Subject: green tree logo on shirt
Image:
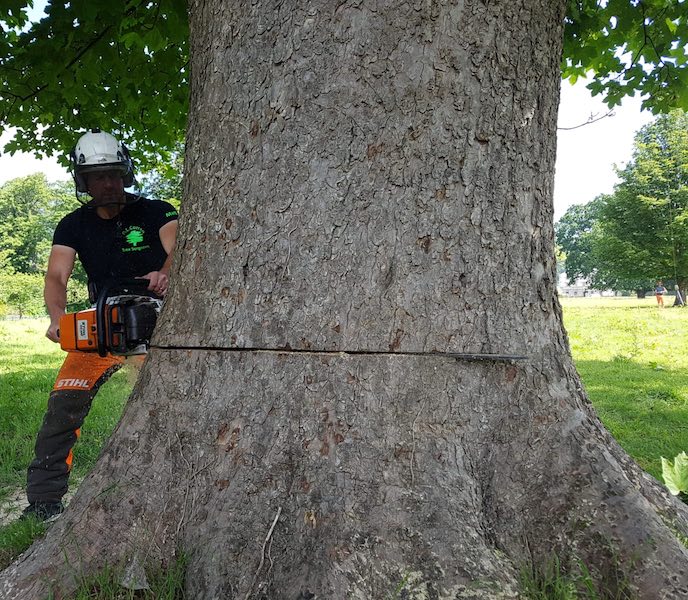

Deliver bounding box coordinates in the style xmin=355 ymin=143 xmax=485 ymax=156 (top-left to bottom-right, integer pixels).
xmin=126 ymin=229 xmax=144 ymax=246
xmin=122 ymin=226 xmax=147 ymax=251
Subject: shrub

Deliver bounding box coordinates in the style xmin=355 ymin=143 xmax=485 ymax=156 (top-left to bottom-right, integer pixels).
xmin=0 ymin=273 xmax=45 ymax=317
xmin=0 ymin=273 xmax=89 ymax=318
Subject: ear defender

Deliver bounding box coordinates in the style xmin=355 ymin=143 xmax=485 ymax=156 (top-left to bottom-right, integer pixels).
xmin=119 ymin=143 xmax=135 ymax=188
xmin=69 ymin=146 xmax=89 ymax=193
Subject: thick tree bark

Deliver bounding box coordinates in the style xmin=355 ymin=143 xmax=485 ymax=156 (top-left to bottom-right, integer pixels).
xmin=3 ymin=1 xmax=688 ymax=598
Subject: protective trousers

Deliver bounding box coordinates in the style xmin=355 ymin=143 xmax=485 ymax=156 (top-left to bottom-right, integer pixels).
xmin=26 ymin=351 xmax=124 ymax=504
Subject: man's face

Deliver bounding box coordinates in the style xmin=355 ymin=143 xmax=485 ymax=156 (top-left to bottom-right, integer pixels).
xmin=85 ymin=170 xmax=126 ymax=206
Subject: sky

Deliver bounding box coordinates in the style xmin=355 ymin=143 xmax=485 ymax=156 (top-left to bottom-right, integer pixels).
xmin=554 ymin=80 xmax=654 ymax=219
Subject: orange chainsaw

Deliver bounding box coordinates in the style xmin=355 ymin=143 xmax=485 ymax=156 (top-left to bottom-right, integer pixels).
xmin=59 ymin=279 xmax=162 ymax=357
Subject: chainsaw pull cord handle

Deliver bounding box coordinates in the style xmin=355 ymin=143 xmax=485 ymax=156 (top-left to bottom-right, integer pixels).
xmin=95 ymin=278 xmax=158 ymax=357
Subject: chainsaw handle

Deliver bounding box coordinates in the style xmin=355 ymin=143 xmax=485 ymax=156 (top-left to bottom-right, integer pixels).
xmin=95 ymin=279 xmax=159 ymax=357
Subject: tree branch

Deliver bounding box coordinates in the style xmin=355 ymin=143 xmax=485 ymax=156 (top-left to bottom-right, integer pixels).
xmin=557 ymin=110 xmax=615 ymax=131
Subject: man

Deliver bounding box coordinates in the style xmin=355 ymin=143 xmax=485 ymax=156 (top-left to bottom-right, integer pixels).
xmin=22 ymin=129 xmax=178 ymax=521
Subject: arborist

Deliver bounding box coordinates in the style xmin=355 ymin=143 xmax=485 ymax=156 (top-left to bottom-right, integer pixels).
xmin=22 ymin=130 xmax=178 ymax=521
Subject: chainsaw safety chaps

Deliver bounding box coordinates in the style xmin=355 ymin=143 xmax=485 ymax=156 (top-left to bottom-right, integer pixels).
xmin=27 ymin=352 xmax=124 ymax=504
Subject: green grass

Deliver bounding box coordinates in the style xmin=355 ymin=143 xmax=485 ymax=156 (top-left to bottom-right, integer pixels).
xmin=519 ymin=553 xmax=632 ymax=600
xmin=0 ymin=516 xmax=46 ymax=570
xmin=561 ymin=296 xmax=688 ymax=480
xmin=62 ymin=553 xmax=187 ymax=599
xmin=0 ymin=318 xmax=133 ymax=506
xmin=519 ymin=556 xmax=590 ymax=600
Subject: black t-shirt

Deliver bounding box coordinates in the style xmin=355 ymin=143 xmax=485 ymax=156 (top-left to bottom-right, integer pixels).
xmin=53 ymin=194 xmax=178 ymax=293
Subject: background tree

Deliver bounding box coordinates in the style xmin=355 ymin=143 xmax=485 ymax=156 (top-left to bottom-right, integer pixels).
xmin=138 ymin=141 xmax=184 ymax=209
xmin=555 ymin=195 xmax=605 ymax=283
xmin=0 ymin=272 xmax=44 ymax=317
xmin=0 ymin=174 xmax=90 ymax=313
xmin=555 ymin=111 xmax=688 ymax=298
xmin=592 ymin=111 xmax=688 ymax=301
xmin=0 ymin=174 xmax=76 ymax=274
xmin=556 ymin=197 xmax=652 ymax=297
xmin=3 ymin=1 xmax=688 ymax=599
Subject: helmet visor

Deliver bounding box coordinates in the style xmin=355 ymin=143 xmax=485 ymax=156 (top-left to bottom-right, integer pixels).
xmin=78 ymin=162 xmax=128 ymax=175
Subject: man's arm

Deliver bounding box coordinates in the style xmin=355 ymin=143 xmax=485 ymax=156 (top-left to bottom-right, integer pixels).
xmin=141 ymin=220 xmax=178 ymax=295
xmin=44 ymin=245 xmax=76 ymax=342
xmin=158 ymin=220 xmax=177 ymax=275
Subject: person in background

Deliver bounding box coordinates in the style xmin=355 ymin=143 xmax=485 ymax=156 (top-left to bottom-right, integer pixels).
xmin=655 ymin=280 xmax=667 ymax=307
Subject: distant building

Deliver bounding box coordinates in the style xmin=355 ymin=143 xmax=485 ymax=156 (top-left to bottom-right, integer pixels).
xmin=557 ymin=273 xmax=588 ymax=297
xmin=557 ymin=273 xmax=625 ymax=298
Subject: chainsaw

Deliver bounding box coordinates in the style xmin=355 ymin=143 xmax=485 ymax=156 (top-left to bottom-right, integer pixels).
xmin=59 ymin=279 xmax=162 ymax=357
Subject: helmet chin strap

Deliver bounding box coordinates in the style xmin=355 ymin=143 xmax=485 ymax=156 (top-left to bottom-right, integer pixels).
xmin=75 ymin=189 xmax=88 ymax=206
xmin=90 ymin=198 xmax=128 ymax=207
xmin=83 ymin=191 xmax=143 ymax=209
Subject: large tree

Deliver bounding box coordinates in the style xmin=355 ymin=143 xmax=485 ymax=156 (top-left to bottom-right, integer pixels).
xmin=593 ymin=111 xmax=688 ymax=299
xmin=556 ymin=112 xmax=688 ymax=299
xmin=3 ymin=2 xmax=688 ymax=599
xmin=0 ymin=174 xmax=76 ymax=274
xmin=1 ymin=0 xmax=687 ymax=163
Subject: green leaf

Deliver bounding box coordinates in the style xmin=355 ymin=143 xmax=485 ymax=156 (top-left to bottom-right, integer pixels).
xmin=661 ymin=452 xmax=688 ymax=495
xmin=120 ymin=31 xmax=144 ymax=50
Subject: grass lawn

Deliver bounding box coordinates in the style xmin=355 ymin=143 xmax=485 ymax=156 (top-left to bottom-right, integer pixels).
xmin=560 ymin=295 xmax=688 ymax=480
xmin=0 ymin=318 xmax=134 ymax=509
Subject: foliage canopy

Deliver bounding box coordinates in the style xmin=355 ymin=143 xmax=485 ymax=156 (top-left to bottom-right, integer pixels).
xmin=1 ymin=0 xmax=687 ymax=164
xmin=0 ymin=0 xmax=188 ymax=167
xmin=563 ymin=0 xmax=688 ymax=112
xmin=556 ymin=110 xmax=688 ymax=292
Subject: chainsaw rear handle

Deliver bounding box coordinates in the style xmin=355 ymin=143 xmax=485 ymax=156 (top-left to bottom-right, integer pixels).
xmin=96 ymin=278 xmax=159 ymax=356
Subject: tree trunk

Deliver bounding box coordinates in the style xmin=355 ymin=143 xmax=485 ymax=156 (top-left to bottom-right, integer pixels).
xmin=4 ymin=1 xmax=688 ymax=598
xmin=636 ymin=289 xmax=647 ymax=299
xmin=673 ymin=280 xmax=686 ymax=306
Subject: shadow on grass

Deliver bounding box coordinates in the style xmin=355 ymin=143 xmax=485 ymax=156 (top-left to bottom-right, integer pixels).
xmin=575 ymin=358 xmax=688 ymax=481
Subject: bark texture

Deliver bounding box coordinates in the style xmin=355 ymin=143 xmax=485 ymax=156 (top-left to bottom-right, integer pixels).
xmin=4 ymin=1 xmax=688 ymax=598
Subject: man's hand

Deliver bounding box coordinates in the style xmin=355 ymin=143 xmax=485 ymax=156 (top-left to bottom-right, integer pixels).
xmin=46 ymin=320 xmax=61 ymax=343
xmin=140 ymin=271 xmax=169 ymax=296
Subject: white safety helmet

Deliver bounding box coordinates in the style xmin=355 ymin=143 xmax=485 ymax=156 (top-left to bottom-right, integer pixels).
xmin=70 ymin=129 xmax=135 ymax=192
